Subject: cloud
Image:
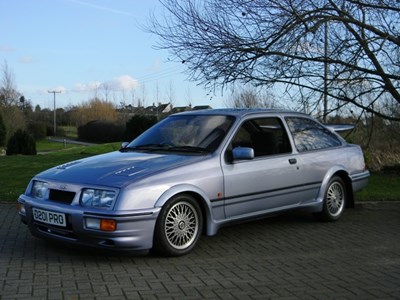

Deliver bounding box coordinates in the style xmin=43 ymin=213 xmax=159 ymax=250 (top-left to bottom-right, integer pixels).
xmin=73 ymin=81 xmax=101 ymax=92
xmin=19 ymin=56 xmax=35 ymax=64
xmin=101 ymin=75 xmax=138 ymax=91
xmin=42 ymin=86 xmax=67 ymax=94
xmin=0 ymin=45 xmax=17 ymax=53
xmin=72 ymin=76 xmax=138 ymax=93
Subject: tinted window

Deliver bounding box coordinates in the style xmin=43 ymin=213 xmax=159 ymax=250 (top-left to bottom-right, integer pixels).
xmin=231 ymin=117 xmax=292 ymax=157
xmin=285 ymin=117 xmax=342 ymax=152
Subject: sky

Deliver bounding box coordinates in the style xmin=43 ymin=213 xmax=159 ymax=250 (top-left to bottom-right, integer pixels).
xmin=0 ymin=0 xmax=227 ymax=110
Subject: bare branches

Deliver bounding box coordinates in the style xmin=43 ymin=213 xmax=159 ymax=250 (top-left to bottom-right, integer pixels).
xmin=148 ymin=0 xmax=400 ymax=120
xmin=1 ymin=60 xmax=21 ymax=107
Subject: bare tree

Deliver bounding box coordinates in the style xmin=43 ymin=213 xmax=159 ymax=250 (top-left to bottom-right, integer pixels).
xmin=70 ymin=98 xmax=118 ymax=126
xmin=148 ymin=0 xmax=400 ymax=121
xmin=166 ymin=81 xmax=176 ymax=106
xmin=0 ymin=60 xmax=21 ymax=107
xmin=225 ymin=87 xmax=277 ymax=108
xmin=100 ymin=82 xmax=111 ymax=102
xmin=0 ymin=61 xmax=25 ymax=139
xmin=184 ymin=86 xmax=193 ymax=106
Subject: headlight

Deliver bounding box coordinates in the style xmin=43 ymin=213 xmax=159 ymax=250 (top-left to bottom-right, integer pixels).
xmin=80 ymin=189 xmax=116 ymax=209
xmin=31 ymin=181 xmax=48 ymax=200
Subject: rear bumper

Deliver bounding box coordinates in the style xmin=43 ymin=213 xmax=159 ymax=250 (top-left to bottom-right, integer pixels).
xmin=350 ymin=170 xmax=370 ymax=193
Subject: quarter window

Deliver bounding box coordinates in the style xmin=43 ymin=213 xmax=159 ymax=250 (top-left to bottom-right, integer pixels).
xmin=285 ymin=117 xmax=342 ymax=152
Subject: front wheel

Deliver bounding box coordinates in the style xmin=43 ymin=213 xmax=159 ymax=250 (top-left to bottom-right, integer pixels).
xmin=315 ymin=176 xmax=346 ymax=222
xmin=153 ymin=194 xmax=202 ymax=256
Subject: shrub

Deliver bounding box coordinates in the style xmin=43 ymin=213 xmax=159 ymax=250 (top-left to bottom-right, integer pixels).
xmin=0 ymin=112 xmax=6 ymax=147
xmin=6 ymin=129 xmax=37 ymax=155
xmin=78 ymin=120 xmax=125 ymax=143
xmin=28 ymin=122 xmax=47 ymax=141
xmin=125 ymin=115 xmax=158 ymax=141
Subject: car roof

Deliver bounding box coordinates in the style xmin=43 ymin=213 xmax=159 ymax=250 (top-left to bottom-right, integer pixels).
xmin=174 ymin=108 xmax=310 ymax=119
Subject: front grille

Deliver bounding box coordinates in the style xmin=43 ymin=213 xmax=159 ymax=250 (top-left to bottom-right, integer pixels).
xmin=49 ymin=189 xmax=76 ymax=204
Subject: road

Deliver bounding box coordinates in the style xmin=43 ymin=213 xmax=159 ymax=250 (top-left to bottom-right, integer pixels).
xmin=0 ymin=202 xmax=399 ymax=299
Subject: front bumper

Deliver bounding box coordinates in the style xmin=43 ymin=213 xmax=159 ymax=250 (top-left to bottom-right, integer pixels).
xmin=18 ymin=194 xmax=161 ymax=251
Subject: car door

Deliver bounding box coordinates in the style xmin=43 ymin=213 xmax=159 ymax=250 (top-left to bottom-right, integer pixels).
xmin=283 ymin=115 xmax=347 ymax=192
xmin=221 ymin=116 xmax=317 ymax=219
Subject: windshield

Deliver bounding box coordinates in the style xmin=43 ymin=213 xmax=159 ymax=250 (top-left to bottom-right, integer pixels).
xmin=126 ymin=114 xmax=235 ymax=153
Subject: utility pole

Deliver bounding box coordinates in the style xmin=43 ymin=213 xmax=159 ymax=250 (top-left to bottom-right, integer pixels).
xmin=48 ymin=90 xmax=61 ymax=136
xmin=323 ymin=21 xmax=328 ymax=123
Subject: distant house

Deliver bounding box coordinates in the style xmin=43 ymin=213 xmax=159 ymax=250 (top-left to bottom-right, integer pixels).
xmin=145 ymin=103 xmax=172 ymax=115
xmin=117 ymin=103 xmax=213 ymax=119
xmin=192 ymin=105 xmax=212 ymax=110
xmin=171 ymin=106 xmax=191 ymax=114
xmin=158 ymin=103 xmax=172 ymax=114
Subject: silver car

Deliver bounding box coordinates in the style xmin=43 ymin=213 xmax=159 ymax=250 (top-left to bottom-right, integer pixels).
xmin=17 ymin=109 xmax=369 ymax=256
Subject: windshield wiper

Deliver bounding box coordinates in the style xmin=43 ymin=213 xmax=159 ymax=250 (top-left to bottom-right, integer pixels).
xmin=120 ymin=144 xmax=210 ymax=154
xmin=168 ymin=146 xmax=211 ymax=153
xmin=120 ymin=144 xmax=173 ymax=152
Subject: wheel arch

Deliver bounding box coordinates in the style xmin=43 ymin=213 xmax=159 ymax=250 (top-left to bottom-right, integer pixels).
xmin=154 ymin=185 xmax=214 ymax=235
xmin=333 ymin=170 xmax=355 ymax=208
xmin=318 ymin=167 xmax=354 ymax=209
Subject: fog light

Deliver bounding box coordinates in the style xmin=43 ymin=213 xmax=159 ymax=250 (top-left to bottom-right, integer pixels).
xmin=86 ymin=218 xmax=100 ymax=229
xmin=86 ymin=218 xmax=116 ymax=231
xmin=17 ymin=203 xmax=26 ymax=215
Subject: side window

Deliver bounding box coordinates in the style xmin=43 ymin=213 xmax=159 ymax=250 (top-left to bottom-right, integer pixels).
xmin=285 ymin=117 xmax=342 ymax=152
xmin=231 ymin=117 xmax=292 ymax=157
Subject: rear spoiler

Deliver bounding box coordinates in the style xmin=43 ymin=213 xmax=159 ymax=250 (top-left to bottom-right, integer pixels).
xmin=325 ymin=124 xmax=355 ymax=133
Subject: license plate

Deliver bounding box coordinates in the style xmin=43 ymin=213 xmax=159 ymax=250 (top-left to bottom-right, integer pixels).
xmin=32 ymin=208 xmax=67 ymax=227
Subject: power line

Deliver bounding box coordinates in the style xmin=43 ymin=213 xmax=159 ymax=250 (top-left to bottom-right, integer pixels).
xmin=135 ymin=65 xmax=184 ymax=85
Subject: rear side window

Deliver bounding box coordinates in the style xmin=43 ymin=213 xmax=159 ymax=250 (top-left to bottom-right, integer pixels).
xmin=285 ymin=117 xmax=342 ymax=152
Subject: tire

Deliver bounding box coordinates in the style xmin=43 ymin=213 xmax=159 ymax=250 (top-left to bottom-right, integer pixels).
xmin=153 ymin=194 xmax=202 ymax=256
xmin=316 ymin=176 xmax=346 ymax=222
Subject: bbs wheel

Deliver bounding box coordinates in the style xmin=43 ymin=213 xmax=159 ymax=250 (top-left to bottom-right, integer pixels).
xmin=153 ymin=194 xmax=202 ymax=256
xmin=316 ymin=176 xmax=346 ymax=221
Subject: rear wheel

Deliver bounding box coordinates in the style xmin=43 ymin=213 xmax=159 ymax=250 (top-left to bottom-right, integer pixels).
xmin=153 ymin=194 xmax=202 ymax=256
xmin=316 ymin=176 xmax=346 ymax=221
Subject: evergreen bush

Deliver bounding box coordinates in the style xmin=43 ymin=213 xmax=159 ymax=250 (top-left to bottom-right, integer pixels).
xmin=6 ymin=129 xmax=37 ymax=155
xmin=78 ymin=120 xmax=125 ymax=143
xmin=125 ymin=115 xmax=157 ymax=141
xmin=0 ymin=113 xmax=6 ymax=147
xmin=28 ymin=122 xmax=47 ymax=141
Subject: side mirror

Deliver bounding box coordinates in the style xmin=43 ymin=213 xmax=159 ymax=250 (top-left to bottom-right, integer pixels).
xmin=232 ymin=147 xmax=254 ymax=160
xmin=121 ymin=142 xmax=129 ymax=149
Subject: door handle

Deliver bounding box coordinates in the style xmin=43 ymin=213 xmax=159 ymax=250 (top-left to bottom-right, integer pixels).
xmin=289 ymin=158 xmax=297 ymax=165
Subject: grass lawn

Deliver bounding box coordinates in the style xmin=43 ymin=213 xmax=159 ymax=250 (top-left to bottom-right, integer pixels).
xmin=36 ymin=138 xmax=79 ymax=152
xmin=356 ymin=172 xmax=400 ymax=201
xmin=0 ymin=142 xmax=399 ymax=202
xmin=0 ymin=142 xmax=120 ymax=201
xmin=60 ymin=126 xmax=78 ymax=139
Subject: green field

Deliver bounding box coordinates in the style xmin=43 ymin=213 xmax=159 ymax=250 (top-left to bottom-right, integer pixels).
xmin=0 ymin=142 xmax=399 ymax=202
xmin=36 ymin=138 xmax=79 ymax=152
xmin=0 ymin=142 xmax=120 ymax=201
xmin=356 ymin=172 xmax=400 ymax=202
